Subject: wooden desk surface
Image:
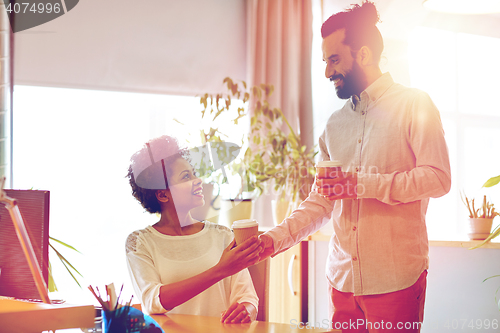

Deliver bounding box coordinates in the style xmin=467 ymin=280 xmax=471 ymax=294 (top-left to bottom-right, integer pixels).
xmin=150 ymin=313 xmax=341 ymax=333
xmin=0 ymin=298 xmax=95 ymax=332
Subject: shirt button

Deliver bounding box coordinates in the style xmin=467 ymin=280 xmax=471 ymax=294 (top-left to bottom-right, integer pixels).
xmin=352 ymin=226 xmax=357 ymax=231
xmin=361 ymin=111 xmax=365 ymax=115
xmin=355 ymin=167 xmax=359 ymax=172
xmin=358 ymin=138 xmax=362 ymax=143
xmin=352 ymin=257 xmax=358 ymax=261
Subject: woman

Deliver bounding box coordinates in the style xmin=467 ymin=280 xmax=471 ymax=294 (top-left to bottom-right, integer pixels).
xmin=125 ymin=135 xmax=261 ymax=323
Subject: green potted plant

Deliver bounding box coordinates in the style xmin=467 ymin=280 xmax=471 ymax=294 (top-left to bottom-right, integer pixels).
xmin=48 ymin=237 xmax=83 ymax=293
xmin=191 ymin=77 xmax=318 ymax=226
xmin=243 ymin=85 xmax=317 ymax=225
xmin=181 ymin=78 xmax=256 ymax=225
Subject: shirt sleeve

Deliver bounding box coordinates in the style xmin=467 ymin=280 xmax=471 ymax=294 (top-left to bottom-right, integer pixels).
xmin=358 ymin=90 xmax=451 ymax=205
xmin=318 ymin=130 xmax=330 ymax=163
xmin=228 ymin=268 xmax=259 ymax=312
xmin=125 ymin=231 xmax=166 ymax=315
xmin=265 ymin=191 xmax=334 ymax=256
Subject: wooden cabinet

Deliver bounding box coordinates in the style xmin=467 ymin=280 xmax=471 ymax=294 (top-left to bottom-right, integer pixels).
xmin=268 ymin=242 xmax=308 ymax=324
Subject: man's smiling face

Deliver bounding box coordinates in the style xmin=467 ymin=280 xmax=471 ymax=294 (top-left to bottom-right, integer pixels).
xmin=322 ymin=28 xmax=367 ymax=99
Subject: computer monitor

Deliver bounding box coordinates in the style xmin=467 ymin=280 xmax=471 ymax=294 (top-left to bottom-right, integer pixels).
xmin=0 ymin=189 xmax=50 ymax=300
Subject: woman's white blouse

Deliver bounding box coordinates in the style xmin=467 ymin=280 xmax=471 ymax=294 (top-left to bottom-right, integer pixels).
xmin=125 ymin=222 xmax=258 ymax=315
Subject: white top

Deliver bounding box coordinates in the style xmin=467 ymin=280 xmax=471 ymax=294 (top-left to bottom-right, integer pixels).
xmin=125 ymin=222 xmax=259 ymax=315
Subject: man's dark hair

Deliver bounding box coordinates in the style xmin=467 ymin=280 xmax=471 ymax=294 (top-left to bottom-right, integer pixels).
xmin=321 ymin=1 xmax=383 ymax=63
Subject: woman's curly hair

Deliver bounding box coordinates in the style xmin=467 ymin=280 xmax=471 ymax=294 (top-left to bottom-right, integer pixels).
xmin=126 ymin=135 xmax=187 ymax=214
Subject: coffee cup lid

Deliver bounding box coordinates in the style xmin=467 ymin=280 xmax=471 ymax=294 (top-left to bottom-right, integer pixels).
xmin=232 ymin=219 xmax=258 ymax=228
xmin=316 ymin=160 xmax=342 ymax=167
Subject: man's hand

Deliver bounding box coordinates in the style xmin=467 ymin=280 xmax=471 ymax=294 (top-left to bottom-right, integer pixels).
xmin=221 ymin=302 xmax=256 ymax=323
xmin=316 ymin=172 xmax=358 ymax=200
xmin=257 ymin=234 xmax=274 ymax=262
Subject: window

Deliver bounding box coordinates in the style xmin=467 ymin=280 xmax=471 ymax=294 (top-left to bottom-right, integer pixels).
xmin=13 ymin=86 xmax=203 ymax=303
xmin=310 ymin=22 xmax=500 ymax=240
xmin=408 ymin=27 xmax=500 ymax=239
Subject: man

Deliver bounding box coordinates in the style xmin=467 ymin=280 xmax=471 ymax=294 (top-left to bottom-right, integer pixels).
xmin=258 ymin=1 xmax=451 ymax=332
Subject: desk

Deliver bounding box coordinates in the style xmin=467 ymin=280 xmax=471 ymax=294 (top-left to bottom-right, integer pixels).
xmin=150 ymin=313 xmax=341 ymax=332
xmin=0 ymin=298 xmax=95 ymax=332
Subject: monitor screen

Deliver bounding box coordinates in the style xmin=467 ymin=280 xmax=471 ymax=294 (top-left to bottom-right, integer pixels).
xmin=0 ymin=189 xmax=50 ymax=300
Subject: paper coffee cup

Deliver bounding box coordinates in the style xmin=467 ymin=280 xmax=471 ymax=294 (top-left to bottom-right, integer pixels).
xmin=232 ymin=219 xmax=259 ymax=245
xmin=316 ymin=160 xmax=342 ymax=179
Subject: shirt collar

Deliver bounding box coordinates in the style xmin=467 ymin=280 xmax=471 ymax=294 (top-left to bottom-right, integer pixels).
xmin=351 ymin=72 xmax=394 ymax=108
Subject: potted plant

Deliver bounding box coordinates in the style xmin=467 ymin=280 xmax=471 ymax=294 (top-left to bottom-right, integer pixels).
xmin=243 ymin=86 xmax=317 ymax=225
xmin=461 ymin=193 xmax=499 ymax=242
xmin=464 ymin=175 xmax=500 ymax=249
xmin=210 ymin=79 xmax=318 ymax=225
xmin=189 ymin=77 xmax=318 ymax=226
xmin=180 ymin=78 xmax=257 ymax=225
xmin=469 ymin=175 xmax=500 ymax=311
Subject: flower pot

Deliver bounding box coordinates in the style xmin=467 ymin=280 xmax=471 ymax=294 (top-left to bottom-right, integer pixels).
xmin=271 ymin=200 xmax=298 ymax=226
xmin=466 ymin=217 xmax=494 ymax=240
xmin=218 ymin=199 xmax=253 ymax=228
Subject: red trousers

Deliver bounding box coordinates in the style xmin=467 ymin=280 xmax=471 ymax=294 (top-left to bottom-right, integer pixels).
xmin=328 ymin=270 xmax=427 ymax=333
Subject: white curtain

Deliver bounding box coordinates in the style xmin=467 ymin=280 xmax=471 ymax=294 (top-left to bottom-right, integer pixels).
xmin=246 ymin=0 xmax=314 ymax=227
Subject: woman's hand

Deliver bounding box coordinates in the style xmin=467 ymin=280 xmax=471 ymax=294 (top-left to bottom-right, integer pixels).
xmin=221 ymin=302 xmax=256 ymax=323
xmin=215 ymin=236 xmax=262 ymax=277
xmin=157 ymin=235 xmax=262 ymax=312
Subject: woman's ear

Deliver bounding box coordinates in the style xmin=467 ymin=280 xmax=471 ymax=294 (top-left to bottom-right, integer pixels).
xmin=155 ymin=190 xmax=170 ymax=203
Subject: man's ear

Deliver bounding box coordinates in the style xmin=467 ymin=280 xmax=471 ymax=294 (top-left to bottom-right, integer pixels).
xmin=356 ymin=46 xmax=372 ymax=67
xmin=155 ymin=190 xmax=170 ymax=203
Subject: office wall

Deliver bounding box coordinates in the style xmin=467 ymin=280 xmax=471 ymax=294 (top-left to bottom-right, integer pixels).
xmin=310 ymin=240 xmax=500 ymax=333
xmin=14 ymin=0 xmax=247 ymax=96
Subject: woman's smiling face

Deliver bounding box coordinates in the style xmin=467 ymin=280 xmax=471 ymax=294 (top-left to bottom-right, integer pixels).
xmin=166 ymin=157 xmax=205 ymax=212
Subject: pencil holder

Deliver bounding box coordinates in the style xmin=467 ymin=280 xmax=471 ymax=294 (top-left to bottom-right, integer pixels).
xmin=102 ymin=306 xmax=163 ymax=333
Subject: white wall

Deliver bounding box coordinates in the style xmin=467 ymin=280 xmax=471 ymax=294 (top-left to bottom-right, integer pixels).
xmin=14 ymin=0 xmax=247 ymax=96
xmin=309 ymin=241 xmax=500 ymax=332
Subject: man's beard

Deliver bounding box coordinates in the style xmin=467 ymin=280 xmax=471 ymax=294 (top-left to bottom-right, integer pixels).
xmin=332 ymin=62 xmax=367 ymax=100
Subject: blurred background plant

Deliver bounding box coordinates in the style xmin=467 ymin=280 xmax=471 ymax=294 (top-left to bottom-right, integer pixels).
xmin=244 ymin=83 xmax=317 ymax=203
xmin=177 ymin=77 xmax=317 ymax=205
xmin=468 ymin=174 xmax=500 ymax=311
xmin=48 ymin=237 xmax=82 ymax=292
xmin=461 ymin=193 xmax=499 ymax=219
xmin=468 ymin=176 xmax=500 ymax=249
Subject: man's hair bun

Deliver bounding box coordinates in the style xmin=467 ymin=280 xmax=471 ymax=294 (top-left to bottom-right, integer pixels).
xmin=321 ymin=1 xmax=384 ymax=63
xmin=349 ymin=1 xmax=380 ymax=27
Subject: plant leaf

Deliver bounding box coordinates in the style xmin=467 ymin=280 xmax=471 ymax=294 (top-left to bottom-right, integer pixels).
xmin=49 ymin=243 xmax=83 ymax=288
xmin=48 ymin=261 xmax=57 ymax=292
xmin=483 ymin=274 xmax=500 ymax=283
xmin=483 ymin=175 xmax=500 ymax=188
xmin=469 ymin=224 xmax=500 ymax=250
xmin=50 ymin=236 xmax=81 ymax=254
